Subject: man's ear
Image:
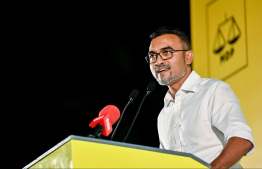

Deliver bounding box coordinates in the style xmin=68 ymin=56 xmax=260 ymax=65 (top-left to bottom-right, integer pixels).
xmin=185 ymin=50 xmax=194 ymax=65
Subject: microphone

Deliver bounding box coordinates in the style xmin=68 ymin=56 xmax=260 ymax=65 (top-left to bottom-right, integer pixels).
xmin=110 ymin=89 xmax=139 ymax=140
xmin=88 ymin=105 xmax=120 ymax=138
xmin=123 ymin=81 xmax=156 ymax=142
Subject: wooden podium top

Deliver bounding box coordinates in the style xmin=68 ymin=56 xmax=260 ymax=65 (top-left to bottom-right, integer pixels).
xmin=24 ymin=135 xmax=210 ymax=168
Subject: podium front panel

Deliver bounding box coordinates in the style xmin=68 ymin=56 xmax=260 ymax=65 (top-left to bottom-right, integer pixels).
xmin=71 ymin=139 xmax=209 ymax=168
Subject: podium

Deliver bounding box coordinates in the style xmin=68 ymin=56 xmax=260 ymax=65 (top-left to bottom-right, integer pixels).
xmin=23 ymin=135 xmax=211 ymax=168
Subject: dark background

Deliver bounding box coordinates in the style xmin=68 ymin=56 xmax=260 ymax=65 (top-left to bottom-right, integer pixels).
xmin=4 ymin=2 xmax=191 ymax=168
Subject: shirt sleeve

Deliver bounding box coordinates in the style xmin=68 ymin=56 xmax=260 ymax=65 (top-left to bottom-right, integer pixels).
xmin=208 ymin=81 xmax=255 ymax=155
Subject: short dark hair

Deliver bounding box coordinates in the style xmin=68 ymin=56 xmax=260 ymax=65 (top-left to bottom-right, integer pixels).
xmin=150 ymin=26 xmax=191 ymax=50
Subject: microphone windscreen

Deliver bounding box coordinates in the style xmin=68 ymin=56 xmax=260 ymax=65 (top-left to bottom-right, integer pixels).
xmin=98 ymin=105 xmax=120 ymax=125
xmin=147 ymin=81 xmax=156 ymax=92
xmin=129 ymin=89 xmax=139 ymax=100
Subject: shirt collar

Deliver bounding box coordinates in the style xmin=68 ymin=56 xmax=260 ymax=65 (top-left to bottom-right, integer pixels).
xmin=164 ymin=70 xmax=201 ymax=104
xmin=180 ymin=70 xmax=200 ymax=93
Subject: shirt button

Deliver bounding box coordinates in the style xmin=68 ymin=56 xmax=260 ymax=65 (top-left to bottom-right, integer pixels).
xmin=174 ymin=124 xmax=181 ymax=128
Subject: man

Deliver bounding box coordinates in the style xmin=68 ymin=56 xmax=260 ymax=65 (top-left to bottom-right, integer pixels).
xmin=146 ymin=26 xmax=254 ymax=168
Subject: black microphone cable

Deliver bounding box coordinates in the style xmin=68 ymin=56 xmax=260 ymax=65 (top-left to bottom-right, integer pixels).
xmin=110 ymin=89 xmax=139 ymax=140
xmin=123 ymin=81 xmax=156 ymax=142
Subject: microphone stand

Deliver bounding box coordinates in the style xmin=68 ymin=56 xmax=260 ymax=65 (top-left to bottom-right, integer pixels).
xmin=87 ymin=124 xmax=104 ymax=138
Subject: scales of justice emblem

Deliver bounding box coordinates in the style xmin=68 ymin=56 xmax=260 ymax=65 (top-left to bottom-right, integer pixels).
xmin=212 ymin=15 xmax=241 ymax=63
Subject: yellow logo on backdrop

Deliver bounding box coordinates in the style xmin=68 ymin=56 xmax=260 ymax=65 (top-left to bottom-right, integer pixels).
xmin=206 ymin=0 xmax=248 ymax=80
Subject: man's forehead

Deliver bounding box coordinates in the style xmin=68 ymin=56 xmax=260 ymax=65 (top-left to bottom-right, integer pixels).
xmin=149 ymin=46 xmax=174 ymax=53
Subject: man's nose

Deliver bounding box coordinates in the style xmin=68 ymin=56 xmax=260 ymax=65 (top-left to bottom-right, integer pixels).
xmin=155 ymin=54 xmax=165 ymax=66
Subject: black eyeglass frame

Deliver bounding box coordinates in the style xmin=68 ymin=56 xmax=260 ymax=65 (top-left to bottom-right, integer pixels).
xmin=145 ymin=49 xmax=189 ymax=63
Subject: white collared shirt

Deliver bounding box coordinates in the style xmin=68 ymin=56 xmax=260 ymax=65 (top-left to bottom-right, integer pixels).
xmin=157 ymin=71 xmax=254 ymax=168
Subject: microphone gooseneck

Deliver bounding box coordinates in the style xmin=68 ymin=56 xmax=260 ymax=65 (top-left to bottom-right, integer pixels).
xmin=110 ymin=89 xmax=139 ymax=140
xmin=123 ymin=81 xmax=156 ymax=142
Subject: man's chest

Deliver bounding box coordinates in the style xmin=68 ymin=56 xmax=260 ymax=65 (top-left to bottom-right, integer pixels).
xmin=158 ymin=91 xmax=213 ymax=147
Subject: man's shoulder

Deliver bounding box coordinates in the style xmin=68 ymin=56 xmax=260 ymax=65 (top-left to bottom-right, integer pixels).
xmin=192 ymin=71 xmax=227 ymax=86
xmin=199 ymin=76 xmax=225 ymax=85
xmin=198 ymin=77 xmax=230 ymax=92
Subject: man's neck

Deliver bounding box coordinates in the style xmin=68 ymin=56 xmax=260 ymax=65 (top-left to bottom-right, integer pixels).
xmin=167 ymin=68 xmax=192 ymax=98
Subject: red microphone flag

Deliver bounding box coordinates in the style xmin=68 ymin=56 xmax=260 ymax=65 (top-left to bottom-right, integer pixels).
xmin=89 ymin=105 xmax=120 ymax=136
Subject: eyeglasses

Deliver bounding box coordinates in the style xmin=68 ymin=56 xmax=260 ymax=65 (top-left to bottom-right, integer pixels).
xmin=145 ymin=49 xmax=189 ymax=63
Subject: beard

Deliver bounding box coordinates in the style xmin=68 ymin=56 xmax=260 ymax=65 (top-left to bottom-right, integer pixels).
xmin=155 ymin=61 xmax=187 ymax=86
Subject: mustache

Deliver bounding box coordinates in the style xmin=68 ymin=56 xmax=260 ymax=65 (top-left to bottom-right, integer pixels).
xmin=155 ymin=63 xmax=170 ymax=71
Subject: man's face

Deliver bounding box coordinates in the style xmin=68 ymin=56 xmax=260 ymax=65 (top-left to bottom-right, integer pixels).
xmin=149 ymin=34 xmax=188 ymax=86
